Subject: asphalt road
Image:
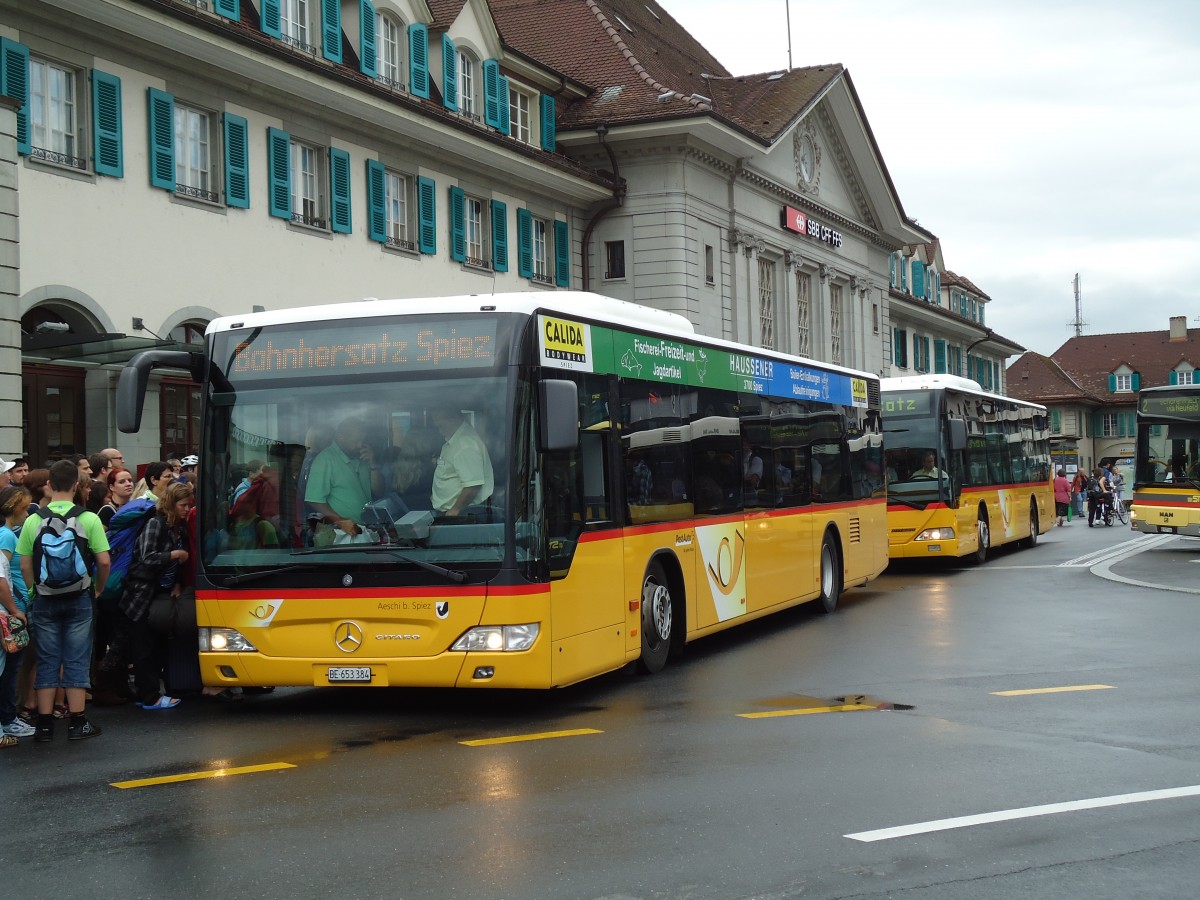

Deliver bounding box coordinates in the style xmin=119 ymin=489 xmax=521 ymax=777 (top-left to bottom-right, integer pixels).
xmin=8 ymin=518 xmax=1200 ymax=899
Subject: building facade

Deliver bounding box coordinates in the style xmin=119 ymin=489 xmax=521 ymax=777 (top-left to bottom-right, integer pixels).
xmin=1 ymin=0 xmax=1023 ymax=467
xmin=1007 ymin=316 xmax=1200 ymax=476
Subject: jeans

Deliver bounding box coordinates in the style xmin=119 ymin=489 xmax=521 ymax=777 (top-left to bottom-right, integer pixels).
xmin=32 ymin=591 xmax=94 ymax=690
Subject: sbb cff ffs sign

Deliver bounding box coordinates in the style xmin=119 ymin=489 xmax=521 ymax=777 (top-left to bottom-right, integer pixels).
xmin=780 ymin=206 xmax=844 ymax=249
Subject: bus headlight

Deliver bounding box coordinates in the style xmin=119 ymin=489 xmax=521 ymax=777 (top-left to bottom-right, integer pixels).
xmin=915 ymin=527 xmax=955 ymax=541
xmin=199 ymin=627 xmax=258 ymax=652
xmin=451 ymin=624 xmax=540 ymax=652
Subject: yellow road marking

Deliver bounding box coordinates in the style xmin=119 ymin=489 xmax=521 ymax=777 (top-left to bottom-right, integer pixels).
xmin=991 ymin=684 xmax=1115 ymax=697
xmin=739 ymin=703 xmax=877 ymax=719
xmin=460 ymin=728 xmax=603 ymax=746
xmin=111 ymin=762 xmax=296 ymax=789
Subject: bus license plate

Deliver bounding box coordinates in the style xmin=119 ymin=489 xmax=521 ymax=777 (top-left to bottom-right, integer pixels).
xmin=328 ymin=666 xmax=372 ymax=683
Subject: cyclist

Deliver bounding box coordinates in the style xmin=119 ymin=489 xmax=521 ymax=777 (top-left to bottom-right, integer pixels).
xmin=1087 ymin=466 xmax=1113 ymax=527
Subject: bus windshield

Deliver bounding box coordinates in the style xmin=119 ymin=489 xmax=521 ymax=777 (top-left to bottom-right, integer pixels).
xmin=882 ymin=413 xmax=947 ymax=507
xmin=200 ymin=315 xmax=519 ymax=579
xmin=1136 ymin=419 xmax=1200 ymax=488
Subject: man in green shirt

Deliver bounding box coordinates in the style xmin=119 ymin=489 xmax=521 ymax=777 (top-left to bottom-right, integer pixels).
xmin=18 ymin=459 xmax=110 ymax=741
xmin=304 ymin=416 xmax=383 ymax=536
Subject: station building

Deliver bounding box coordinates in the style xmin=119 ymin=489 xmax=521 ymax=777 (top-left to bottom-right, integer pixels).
xmin=0 ymin=0 xmax=1020 ymax=467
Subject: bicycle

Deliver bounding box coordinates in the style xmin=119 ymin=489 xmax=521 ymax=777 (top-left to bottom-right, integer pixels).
xmin=1112 ymin=495 xmax=1128 ymax=525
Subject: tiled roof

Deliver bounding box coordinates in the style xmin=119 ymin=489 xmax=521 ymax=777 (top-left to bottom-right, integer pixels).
xmin=428 ymin=0 xmax=470 ymax=29
xmin=488 ymin=0 xmax=837 ymax=142
xmin=1048 ymin=327 xmax=1200 ymax=397
xmin=941 ymin=270 xmax=991 ymax=301
xmin=1007 ymin=351 xmax=1095 ymax=404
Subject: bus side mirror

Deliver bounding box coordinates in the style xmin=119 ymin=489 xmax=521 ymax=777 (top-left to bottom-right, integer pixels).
xmin=539 ymin=379 xmax=579 ymax=452
xmin=118 ymin=350 xmax=205 ymax=433
xmin=948 ymin=418 xmax=967 ymax=451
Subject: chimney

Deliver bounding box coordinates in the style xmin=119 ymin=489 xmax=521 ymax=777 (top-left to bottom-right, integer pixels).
xmin=1169 ymin=316 xmax=1188 ymax=342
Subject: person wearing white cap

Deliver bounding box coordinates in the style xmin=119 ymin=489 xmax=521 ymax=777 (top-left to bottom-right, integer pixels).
xmin=0 ymin=458 xmax=15 ymax=490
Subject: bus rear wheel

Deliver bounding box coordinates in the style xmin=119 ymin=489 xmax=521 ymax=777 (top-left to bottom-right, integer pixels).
xmin=638 ymin=561 xmax=673 ymax=674
xmin=973 ymin=512 xmax=989 ymax=565
xmin=1027 ymin=502 xmax=1040 ymax=548
xmin=816 ymin=532 xmax=841 ymax=614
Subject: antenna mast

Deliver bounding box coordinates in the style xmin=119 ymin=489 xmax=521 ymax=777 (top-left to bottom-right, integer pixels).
xmin=1068 ymin=272 xmax=1087 ymax=336
xmin=785 ymin=0 xmax=793 ymax=70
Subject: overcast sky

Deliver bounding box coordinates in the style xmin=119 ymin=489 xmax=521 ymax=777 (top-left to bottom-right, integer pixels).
xmin=663 ymin=0 xmax=1200 ymax=357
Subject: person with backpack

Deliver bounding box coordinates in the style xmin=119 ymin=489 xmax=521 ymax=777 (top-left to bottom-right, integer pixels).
xmin=116 ymin=481 xmax=194 ymax=711
xmin=1086 ymin=466 xmax=1113 ymax=527
xmin=16 ymin=459 xmax=110 ymax=742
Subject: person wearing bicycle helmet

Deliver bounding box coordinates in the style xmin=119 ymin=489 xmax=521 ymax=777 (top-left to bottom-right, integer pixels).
xmin=180 ymin=454 xmax=199 ymax=472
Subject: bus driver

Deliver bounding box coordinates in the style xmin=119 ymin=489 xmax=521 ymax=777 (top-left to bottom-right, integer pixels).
xmin=430 ymin=409 xmax=494 ymax=517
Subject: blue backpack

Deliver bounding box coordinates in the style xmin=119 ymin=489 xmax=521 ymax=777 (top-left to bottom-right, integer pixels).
xmin=97 ymin=498 xmax=157 ymax=604
xmin=31 ymin=504 xmax=94 ymax=597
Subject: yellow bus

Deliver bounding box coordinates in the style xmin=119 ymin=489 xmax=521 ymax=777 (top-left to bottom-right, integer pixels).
xmin=881 ymin=375 xmax=1053 ymax=563
xmin=1130 ymin=384 xmax=1200 ymax=537
xmin=118 ymin=292 xmax=886 ymax=688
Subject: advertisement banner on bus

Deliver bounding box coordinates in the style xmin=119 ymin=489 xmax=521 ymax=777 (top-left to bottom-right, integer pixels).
xmin=539 ymin=316 xmax=868 ymax=407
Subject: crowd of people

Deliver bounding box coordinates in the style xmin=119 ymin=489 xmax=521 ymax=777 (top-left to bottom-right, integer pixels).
xmin=0 ymin=448 xmax=237 ymax=749
xmin=1053 ymin=461 xmax=1126 ymax=528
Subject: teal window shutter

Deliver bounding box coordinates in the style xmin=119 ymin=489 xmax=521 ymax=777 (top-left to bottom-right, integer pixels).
xmin=417 ymin=175 xmax=436 ymax=254
xmin=1 ymin=39 xmax=30 ymax=155
xmin=554 ymin=219 xmax=569 ymax=286
xmin=223 ymin=113 xmax=250 ymax=208
xmin=449 ymin=185 xmax=465 ymax=262
xmin=321 ymin=0 xmax=342 ymax=64
xmin=359 ymin=0 xmax=377 ymax=77
xmin=934 ymin=339 xmax=946 ymax=374
xmin=900 ymin=259 xmax=907 ymax=292
xmin=911 ymin=260 xmax=925 ymax=299
xmin=408 ymin=23 xmax=429 ymax=99
xmin=267 ymin=127 xmax=291 ymax=219
xmin=540 ymin=94 xmax=556 ymax=151
xmin=147 ymin=88 xmax=175 ymax=191
xmin=214 ymin=0 xmax=240 ymax=20
xmin=1107 ymin=373 xmax=1116 ymax=393
xmin=483 ymin=59 xmax=501 ymax=128
xmin=517 ymin=208 xmax=533 ymax=278
xmin=889 ymin=254 xmax=896 ymax=288
xmin=491 ymin=201 xmax=508 ymax=272
xmin=329 ymin=147 xmax=352 ymax=234
xmin=1170 ymin=370 xmax=1179 ymax=385
xmin=498 ymin=76 xmax=511 ymax=135
xmin=1051 ymin=410 xmax=1061 ymax=433
xmin=261 ymin=0 xmax=282 ymax=38
xmin=1131 ymin=372 xmax=1140 ymax=391
xmin=442 ymin=35 xmax=457 ymax=110
xmin=912 ymin=333 xmax=921 ymax=372
xmin=91 ymin=70 xmax=123 ymax=178
xmin=366 ymin=160 xmax=386 ymax=243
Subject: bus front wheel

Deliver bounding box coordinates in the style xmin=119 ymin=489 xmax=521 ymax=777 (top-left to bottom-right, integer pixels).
xmin=1027 ymin=502 xmax=1040 ymax=548
xmin=638 ymin=561 xmax=673 ymax=674
xmin=973 ymin=511 xmax=989 ymax=565
xmin=816 ymin=531 xmax=842 ymax=614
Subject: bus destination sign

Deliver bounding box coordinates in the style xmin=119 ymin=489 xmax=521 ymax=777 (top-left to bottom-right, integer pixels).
xmin=1139 ymin=394 xmax=1200 ymax=417
xmin=229 ymin=319 xmax=498 ymax=379
xmin=881 ymin=392 xmax=933 ymax=417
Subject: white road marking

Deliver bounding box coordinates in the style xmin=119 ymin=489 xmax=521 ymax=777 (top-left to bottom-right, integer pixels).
xmin=845 ymin=784 xmax=1200 ymax=842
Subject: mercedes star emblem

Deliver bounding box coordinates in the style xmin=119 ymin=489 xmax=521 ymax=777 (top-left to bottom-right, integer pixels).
xmin=334 ymin=621 xmax=364 ymax=653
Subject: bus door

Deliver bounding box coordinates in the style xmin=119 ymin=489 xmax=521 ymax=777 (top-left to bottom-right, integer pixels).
xmin=539 ymin=373 xmax=626 ymax=683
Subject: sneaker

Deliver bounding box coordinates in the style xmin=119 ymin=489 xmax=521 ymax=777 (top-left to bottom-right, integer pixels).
xmin=3 ymin=719 xmax=36 ymax=738
xmin=67 ymin=716 xmax=102 ymax=741
xmin=34 ymin=717 xmax=54 ymax=743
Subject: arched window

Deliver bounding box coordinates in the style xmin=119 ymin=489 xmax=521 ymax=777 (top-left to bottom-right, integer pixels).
xmin=458 ymin=50 xmax=478 ymax=119
xmin=375 ymin=12 xmax=405 ymax=88
xmin=169 ymin=322 xmax=207 ymax=345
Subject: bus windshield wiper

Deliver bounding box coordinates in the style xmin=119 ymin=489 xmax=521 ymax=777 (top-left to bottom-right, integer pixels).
xmin=886 ymin=495 xmax=927 ymax=510
xmin=220 ymin=563 xmax=320 ymax=586
xmin=291 ymin=545 xmax=468 ymax=583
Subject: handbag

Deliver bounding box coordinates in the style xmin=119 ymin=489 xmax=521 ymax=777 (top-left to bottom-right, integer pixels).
xmin=147 ymin=587 xmax=197 ymax=638
xmin=0 ymin=612 xmax=29 ymax=654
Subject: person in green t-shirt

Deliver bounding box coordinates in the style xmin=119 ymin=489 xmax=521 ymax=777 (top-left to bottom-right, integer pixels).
xmin=17 ymin=460 xmax=110 ymax=742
